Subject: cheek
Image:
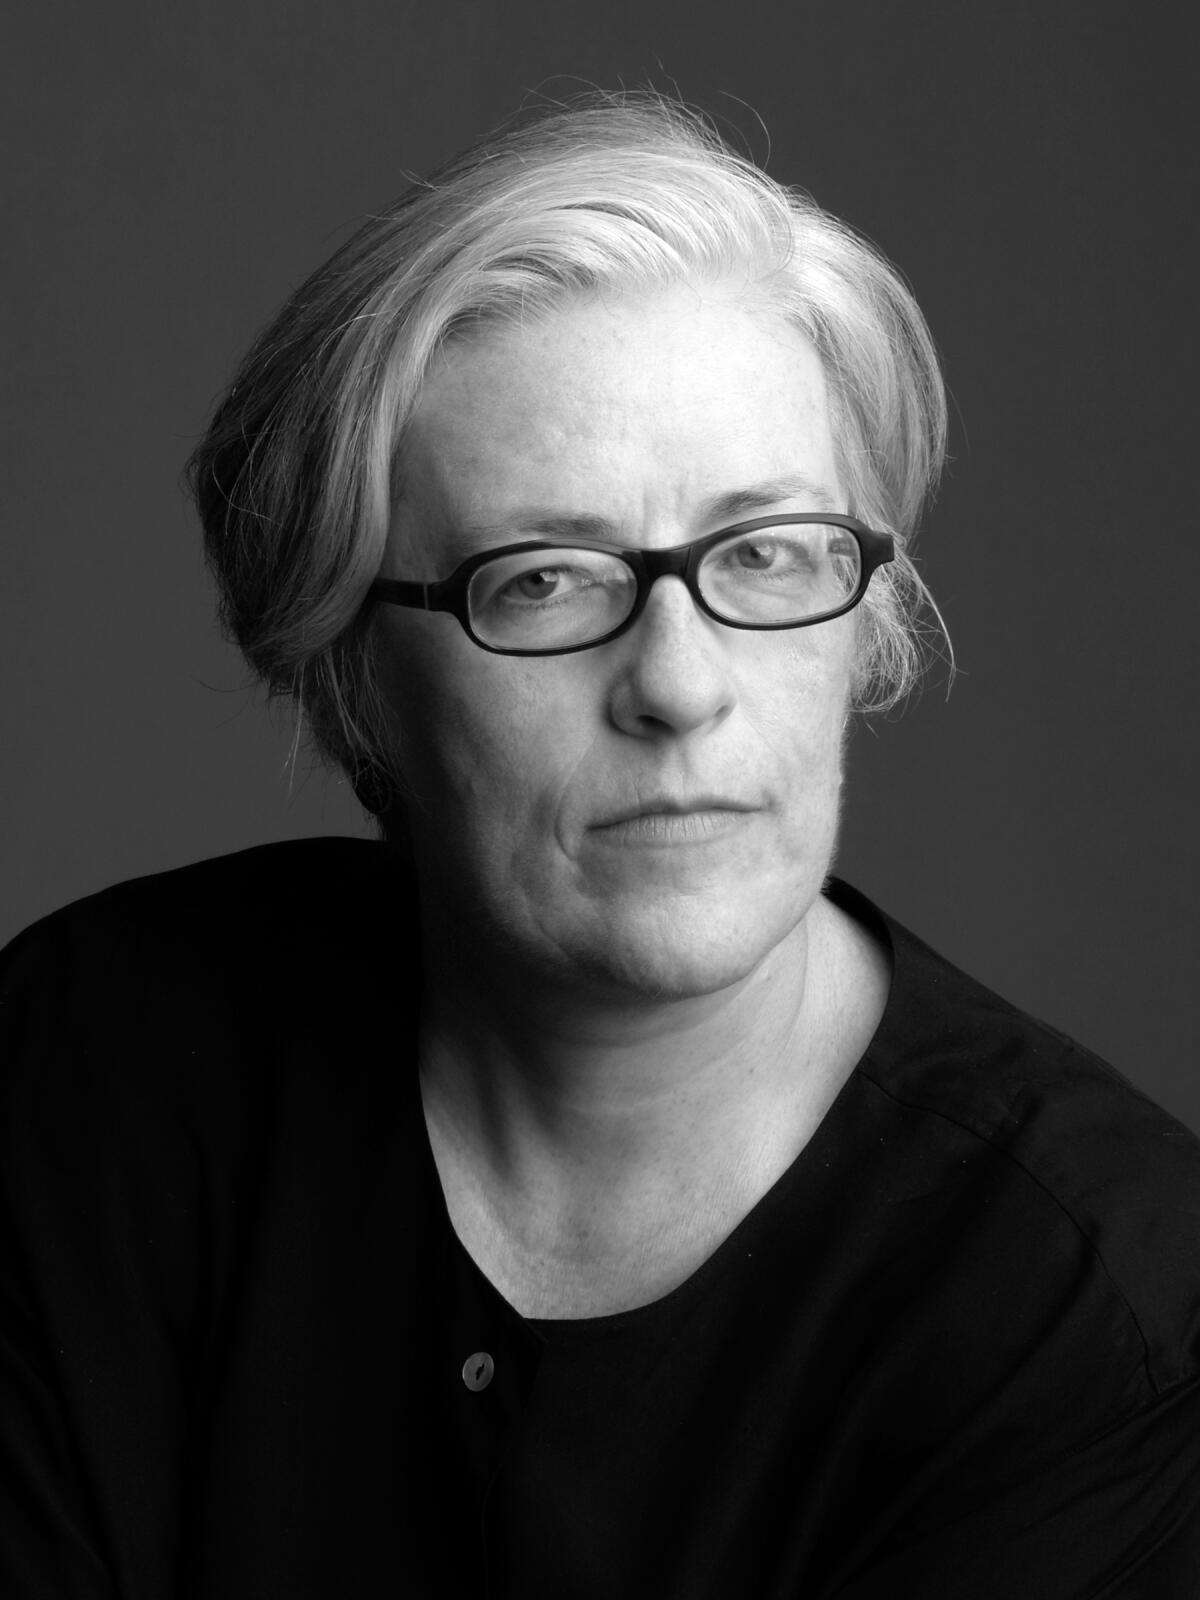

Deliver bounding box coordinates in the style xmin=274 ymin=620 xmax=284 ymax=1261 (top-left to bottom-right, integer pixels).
xmin=743 ymin=641 xmax=853 ymax=843
xmin=374 ymin=620 xmax=588 ymax=820
xmin=754 ymin=624 xmax=855 ymax=753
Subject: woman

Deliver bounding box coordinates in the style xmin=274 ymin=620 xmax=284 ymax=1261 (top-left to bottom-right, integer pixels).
xmin=3 ymin=93 xmax=1198 ymax=1596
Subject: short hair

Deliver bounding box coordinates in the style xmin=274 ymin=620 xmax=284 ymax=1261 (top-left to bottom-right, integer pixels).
xmin=187 ymin=91 xmax=948 ymax=799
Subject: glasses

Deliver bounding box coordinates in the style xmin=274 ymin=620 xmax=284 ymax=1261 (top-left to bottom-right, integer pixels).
xmin=368 ymin=514 xmax=894 ymax=658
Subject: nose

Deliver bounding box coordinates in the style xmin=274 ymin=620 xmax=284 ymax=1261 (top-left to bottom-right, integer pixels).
xmin=607 ymin=576 xmax=737 ymax=739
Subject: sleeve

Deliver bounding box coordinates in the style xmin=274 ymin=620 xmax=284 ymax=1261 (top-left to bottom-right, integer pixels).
xmin=0 ymin=915 xmax=194 ymax=1597
xmin=834 ymin=1375 xmax=1200 ymax=1600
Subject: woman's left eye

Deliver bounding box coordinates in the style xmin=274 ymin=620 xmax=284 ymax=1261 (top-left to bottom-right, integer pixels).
xmin=725 ymin=537 xmax=813 ymax=573
xmin=733 ymin=540 xmax=777 ymax=569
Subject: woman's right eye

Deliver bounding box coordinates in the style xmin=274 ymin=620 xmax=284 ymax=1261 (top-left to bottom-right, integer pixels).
xmin=502 ymin=565 xmax=582 ymax=603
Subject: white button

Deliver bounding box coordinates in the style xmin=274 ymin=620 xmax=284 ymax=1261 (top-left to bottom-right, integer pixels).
xmin=462 ymin=1351 xmax=494 ymax=1391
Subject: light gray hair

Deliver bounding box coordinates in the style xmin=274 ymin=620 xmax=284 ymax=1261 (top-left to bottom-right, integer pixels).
xmin=188 ymin=92 xmax=948 ymax=801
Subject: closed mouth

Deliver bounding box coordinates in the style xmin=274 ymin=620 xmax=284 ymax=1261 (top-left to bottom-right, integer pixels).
xmin=591 ymin=803 xmax=756 ymax=843
xmin=595 ymin=797 xmax=756 ymax=828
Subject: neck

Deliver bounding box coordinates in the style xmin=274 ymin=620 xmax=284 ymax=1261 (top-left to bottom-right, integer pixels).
xmin=415 ymin=888 xmax=887 ymax=1317
xmin=422 ymin=912 xmax=811 ymax=1167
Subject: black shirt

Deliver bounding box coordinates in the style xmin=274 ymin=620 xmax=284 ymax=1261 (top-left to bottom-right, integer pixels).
xmin=2 ymin=839 xmax=1199 ymax=1596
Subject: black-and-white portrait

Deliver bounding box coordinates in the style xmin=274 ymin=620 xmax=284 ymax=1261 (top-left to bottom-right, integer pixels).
xmin=3 ymin=6 xmax=1198 ymax=1594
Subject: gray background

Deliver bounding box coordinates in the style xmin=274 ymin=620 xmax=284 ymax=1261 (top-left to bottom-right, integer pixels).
xmin=3 ymin=1 xmax=1197 ymax=1125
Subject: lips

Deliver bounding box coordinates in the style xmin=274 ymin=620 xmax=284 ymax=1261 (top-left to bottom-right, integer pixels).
xmin=592 ymin=796 xmax=759 ymax=829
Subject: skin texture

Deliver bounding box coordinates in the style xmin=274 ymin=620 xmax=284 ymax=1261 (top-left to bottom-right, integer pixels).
xmin=376 ymin=281 xmax=888 ymax=1315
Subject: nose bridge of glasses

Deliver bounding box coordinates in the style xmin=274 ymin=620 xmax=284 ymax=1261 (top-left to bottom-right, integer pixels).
xmin=634 ymin=542 xmax=699 ymax=591
xmin=614 ymin=542 xmax=717 ymax=644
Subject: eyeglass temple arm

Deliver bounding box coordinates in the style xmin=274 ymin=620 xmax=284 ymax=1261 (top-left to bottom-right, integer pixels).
xmin=370 ymin=578 xmax=434 ymax=610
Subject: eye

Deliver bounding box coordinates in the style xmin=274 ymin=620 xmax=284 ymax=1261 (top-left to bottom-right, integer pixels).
xmin=710 ymin=530 xmax=820 ymax=582
xmin=499 ymin=563 xmax=596 ymax=604
xmin=466 ymin=545 xmax=637 ymax=650
xmin=699 ymin=522 xmax=862 ymax=623
xmin=728 ymin=536 xmax=814 ymax=573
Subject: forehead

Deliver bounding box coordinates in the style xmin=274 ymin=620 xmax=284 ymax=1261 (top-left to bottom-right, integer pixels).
xmin=393 ymin=283 xmax=841 ymax=558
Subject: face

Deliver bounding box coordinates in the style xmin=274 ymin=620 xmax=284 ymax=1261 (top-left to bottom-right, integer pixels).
xmin=377 ymin=281 xmax=857 ymax=1002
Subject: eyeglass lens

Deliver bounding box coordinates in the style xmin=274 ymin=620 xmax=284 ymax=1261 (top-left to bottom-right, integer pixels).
xmin=465 ymin=523 xmax=863 ymax=650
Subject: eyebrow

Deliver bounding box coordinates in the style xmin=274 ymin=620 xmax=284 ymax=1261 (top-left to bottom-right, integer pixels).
xmin=450 ymin=473 xmax=841 ymax=551
xmin=702 ymin=474 xmax=840 ymax=522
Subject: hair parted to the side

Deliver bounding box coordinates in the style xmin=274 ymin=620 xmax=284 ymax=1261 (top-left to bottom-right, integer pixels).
xmin=187 ymin=90 xmax=948 ymax=802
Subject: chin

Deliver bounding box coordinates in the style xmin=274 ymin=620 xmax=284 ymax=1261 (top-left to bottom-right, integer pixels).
xmin=565 ymin=890 xmax=806 ymax=1003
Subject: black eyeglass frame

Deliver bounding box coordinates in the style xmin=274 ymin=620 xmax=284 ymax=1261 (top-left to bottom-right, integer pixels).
xmin=367 ymin=513 xmax=895 ymax=658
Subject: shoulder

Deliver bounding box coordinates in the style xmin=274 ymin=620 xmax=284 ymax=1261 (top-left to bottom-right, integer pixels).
xmin=0 ymin=840 xmax=423 ymax=1324
xmin=827 ymin=878 xmax=1200 ymax=1399
xmin=1 ymin=836 xmax=411 ymax=1007
xmin=3 ymin=836 xmax=403 ymax=966
xmin=0 ymin=841 xmax=427 ymax=1499
xmin=0 ymin=837 xmax=419 ymax=1125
